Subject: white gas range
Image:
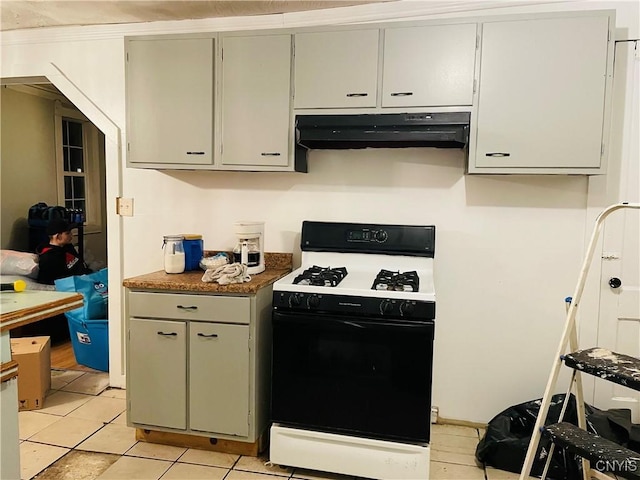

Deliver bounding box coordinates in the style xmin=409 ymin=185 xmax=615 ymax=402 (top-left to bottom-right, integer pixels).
xmin=269 ymin=221 xmax=436 ymax=480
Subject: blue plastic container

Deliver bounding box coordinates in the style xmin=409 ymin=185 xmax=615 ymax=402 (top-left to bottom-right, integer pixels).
xmin=66 ymin=310 xmax=109 ymax=371
xmin=183 ymin=235 xmax=204 ymax=271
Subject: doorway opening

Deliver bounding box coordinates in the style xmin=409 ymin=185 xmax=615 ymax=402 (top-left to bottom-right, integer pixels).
xmin=1 ymin=71 xmax=124 ymax=387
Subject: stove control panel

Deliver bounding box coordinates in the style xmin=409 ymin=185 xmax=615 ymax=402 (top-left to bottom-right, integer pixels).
xmin=379 ymin=299 xmax=394 ymax=315
xmin=288 ymin=293 xmax=302 ymax=308
xmin=273 ymin=291 xmax=435 ymax=321
xmin=347 ymin=228 xmax=388 ymax=243
xmin=307 ymin=295 xmax=320 ymax=309
xmin=301 ymin=221 xmax=435 ymax=257
xmin=400 ymin=301 xmax=415 ymax=316
xmin=379 ymin=299 xmax=419 ymax=317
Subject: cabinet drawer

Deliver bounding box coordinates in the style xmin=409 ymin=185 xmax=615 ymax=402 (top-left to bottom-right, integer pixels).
xmin=128 ymin=292 xmax=251 ymax=324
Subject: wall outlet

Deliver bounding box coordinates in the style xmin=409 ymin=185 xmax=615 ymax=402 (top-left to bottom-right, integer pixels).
xmin=116 ymin=197 xmax=134 ymax=217
xmin=431 ymin=406 xmax=439 ymax=424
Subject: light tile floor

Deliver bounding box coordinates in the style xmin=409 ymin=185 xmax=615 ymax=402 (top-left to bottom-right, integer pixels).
xmin=18 ymin=369 xmax=525 ymax=480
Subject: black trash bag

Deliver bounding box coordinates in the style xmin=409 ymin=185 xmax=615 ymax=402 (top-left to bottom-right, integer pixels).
xmin=587 ymin=406 xmax=640 ymax=454
xmin=475 ymin=393 xmax=639 ymax=480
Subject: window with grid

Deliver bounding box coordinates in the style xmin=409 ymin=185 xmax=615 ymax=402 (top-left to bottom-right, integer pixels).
xmin=55 ymin=101 xmax=102 ymax=232
xmin=61 ymin=118 xmax=86 ymax=213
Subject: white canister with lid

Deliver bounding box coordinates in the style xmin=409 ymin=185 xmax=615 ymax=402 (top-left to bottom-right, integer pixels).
xmin=163 ymin=235 xmax=185 ymax=274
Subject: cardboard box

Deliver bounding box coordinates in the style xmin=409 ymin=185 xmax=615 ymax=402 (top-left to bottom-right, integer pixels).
xmin=10 ymin=336 xmax=51 ymax=411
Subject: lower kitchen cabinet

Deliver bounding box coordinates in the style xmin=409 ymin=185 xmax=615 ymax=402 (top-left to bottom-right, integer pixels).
xmin=128 ymin=318 xmax=187 ymax=430
xmin=126 ymin=287 xmax=273 ymax=443
xmin=189 ymin=322 xmax=249 ymax=436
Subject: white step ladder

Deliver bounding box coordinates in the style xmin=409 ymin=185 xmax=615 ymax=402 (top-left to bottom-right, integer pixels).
xmin=520 ymin=203 xmax=640 ymax=480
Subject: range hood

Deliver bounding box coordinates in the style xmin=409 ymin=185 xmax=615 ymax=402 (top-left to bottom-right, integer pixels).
xmin=294 ymin=111 xmax=470 ymax=171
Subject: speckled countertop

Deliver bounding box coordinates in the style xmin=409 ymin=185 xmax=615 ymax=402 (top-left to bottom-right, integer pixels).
xmin=123 ymin=252 xmax=293 ymax=295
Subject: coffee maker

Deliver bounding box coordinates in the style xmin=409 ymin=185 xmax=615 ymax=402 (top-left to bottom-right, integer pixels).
xmin=233 ymin=221 xmax=265 ymax=274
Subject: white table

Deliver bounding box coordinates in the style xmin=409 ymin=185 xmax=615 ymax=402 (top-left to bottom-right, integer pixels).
xmin=1 ymin=290 xmax=83 ymax=480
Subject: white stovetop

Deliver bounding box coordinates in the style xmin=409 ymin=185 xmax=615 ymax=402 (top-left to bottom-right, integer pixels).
xmin=274 ymin=251 xmax=435 ymax=302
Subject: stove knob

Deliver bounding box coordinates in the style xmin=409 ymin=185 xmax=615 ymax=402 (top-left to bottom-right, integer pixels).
xmin=380 ymin=299 xmax=393 ymax=315
xmin=400 ymin=301 xmax=415 ymax=316
xmin=289 ymin=294 xmax=301 ymax=307
xmin=374 ymin=230 xmax=388 ymax=243
xmin=307 ymin=295 xmax=320 ymax=309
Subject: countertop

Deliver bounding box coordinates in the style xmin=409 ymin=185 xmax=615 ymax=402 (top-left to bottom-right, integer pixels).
xmin=0 ymin=290 xmax=83 ymax=333
xmin=1 ymin=291 xmax=84 ymax=480
xmin=123 ymin=252 xmax=293 ymax=295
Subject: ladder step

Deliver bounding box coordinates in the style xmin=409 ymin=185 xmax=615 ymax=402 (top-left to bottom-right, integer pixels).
xmin=563 ymin=348 xmax=640 ymax=392
xmin=542 ymin=422 xmax=640 ymax=479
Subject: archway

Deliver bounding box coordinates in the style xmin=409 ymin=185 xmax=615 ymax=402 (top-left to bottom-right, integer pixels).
xmin=2 ymin=64 xmax=125 ymax=387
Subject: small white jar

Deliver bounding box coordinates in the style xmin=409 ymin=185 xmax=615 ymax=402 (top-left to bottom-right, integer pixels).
xmin=163 ymin=235 xmax=185 ymax=274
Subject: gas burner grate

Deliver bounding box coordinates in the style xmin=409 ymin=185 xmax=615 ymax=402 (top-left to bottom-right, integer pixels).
xmin=372 ymin=269 xmax=420 ymax=292
xmin=293 ymin=265 xmax=348 ymax=287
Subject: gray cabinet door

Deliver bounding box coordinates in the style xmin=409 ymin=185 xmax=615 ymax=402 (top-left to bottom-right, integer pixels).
xmin=129 ymin=318 xmax=187 ymax=429
xmin=473 ymin=15 xmax=610 ymax=170
xmin=127 ymin=37 xmax=214 ymax=166
xmin=220 ymin=34 xmax=291 ymax=167
xmin=189 ymin=322 xmax=250 ymax=436
xmin=294 ymin=29 xmax=379 ymax=108
xmin=382 ymin=23 xmax=477 ymax=107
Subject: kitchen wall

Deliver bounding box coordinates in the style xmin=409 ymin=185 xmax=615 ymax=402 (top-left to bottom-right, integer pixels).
xmin=131 ymin=149 xmax=591 ymax=422
xmin=0 ymin=87 xmax=108 ymax=268
xmin=1 ymin=0 xmax=637 ymax=423
xmin=1 ymin=87 xmax=57 ymax=250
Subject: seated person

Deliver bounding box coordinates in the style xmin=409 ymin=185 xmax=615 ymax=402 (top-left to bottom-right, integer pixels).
xmin=36 ymin=218 xmax=91 ymax=285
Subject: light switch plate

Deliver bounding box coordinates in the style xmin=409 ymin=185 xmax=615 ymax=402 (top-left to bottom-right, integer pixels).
xmin=117 ymin=197 xmax=134 ymax=216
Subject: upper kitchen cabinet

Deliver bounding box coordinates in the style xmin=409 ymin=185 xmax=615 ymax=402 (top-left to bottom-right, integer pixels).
xmin=126 ymin=37 xmax=214 ymax=167
xmin=220 ymin=34 xmax=293 ymax=170
xmin=469 ymin=13 xmax=613 ymax=174
xmin=381 ymin=23 xmax=477 ymax=108
xmin=294 ymin=29 xmax=379 ymax=109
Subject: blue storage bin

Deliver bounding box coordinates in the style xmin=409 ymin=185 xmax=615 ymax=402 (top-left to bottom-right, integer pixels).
xmin=65 ymin=310 xmax=109 ymax=372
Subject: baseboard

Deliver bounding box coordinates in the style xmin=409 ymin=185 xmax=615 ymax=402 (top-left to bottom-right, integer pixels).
xmin=437 ymin=417 xmax=488 ymax=429
xmin=135 ymin=428 xmax=268 ymax=456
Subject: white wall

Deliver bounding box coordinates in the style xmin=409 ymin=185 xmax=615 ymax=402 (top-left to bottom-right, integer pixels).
xmin=0 ymin=88 xmax=57 ymax=250
xmin=0 ymin=87 xmax=108 ymax=266
xmin=1 ymin=0 xmax=636 ymax=423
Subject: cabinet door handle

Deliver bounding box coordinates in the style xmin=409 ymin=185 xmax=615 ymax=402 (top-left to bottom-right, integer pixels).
xmin=197 ymin=333 xmax=219 ymax=338
xmin=177 ymin=305 xmax=198 ymax=311
xmin=346 ymin=93 xmax=368 ymax=97
xmin=261 ymin=152 xmax=281 ymax=156
xmin=157 ymin=331 xmax=177 ymax=336
xmin=186 ymin=151 xmax=205 ymax=155
xmin=485 ymin=152 xmax=511 ymax=157
xmin=390 ymin=92 xmax=413 ymax=97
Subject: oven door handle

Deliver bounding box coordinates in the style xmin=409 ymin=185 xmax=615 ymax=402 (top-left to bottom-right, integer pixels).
xmin=342 ymin=320 xmax=366 ymax=329
xmin=331 ymin=318 xmax=431 ymax=331
xmin=273 ymin=311 xmax=434 ymax=332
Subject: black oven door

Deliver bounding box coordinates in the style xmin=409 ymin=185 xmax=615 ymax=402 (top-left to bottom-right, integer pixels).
xmin=271 ymin=311 xmax=435 ymax=444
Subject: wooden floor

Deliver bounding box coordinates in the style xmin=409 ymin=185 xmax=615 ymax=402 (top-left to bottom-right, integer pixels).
xmin=51 ymin=339 xmax=101 ymax=372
